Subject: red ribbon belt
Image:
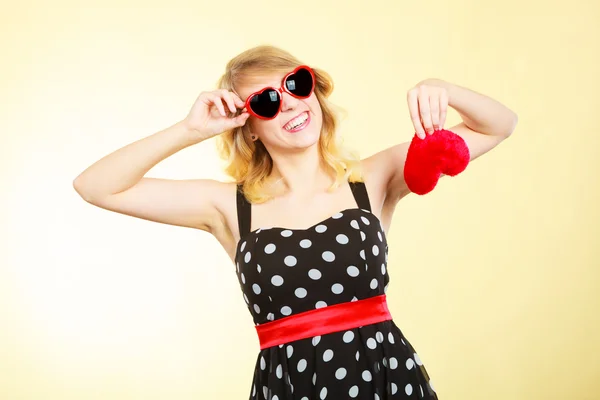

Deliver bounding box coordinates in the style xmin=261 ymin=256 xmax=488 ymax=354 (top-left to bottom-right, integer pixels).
xmin=255 ymin=294 xmax=392 ymax=349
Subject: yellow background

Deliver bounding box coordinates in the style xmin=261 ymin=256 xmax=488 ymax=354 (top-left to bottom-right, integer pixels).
xmin=1 ymin=1 xmax=598 ymax=399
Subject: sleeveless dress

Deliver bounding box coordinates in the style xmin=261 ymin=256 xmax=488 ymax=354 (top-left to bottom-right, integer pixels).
xmin=234 ymin=181 xmax=438 ymax=399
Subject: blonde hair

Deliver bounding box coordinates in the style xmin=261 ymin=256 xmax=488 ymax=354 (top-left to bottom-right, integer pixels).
xmin=215 ymin=45 xmax=363 ymax=203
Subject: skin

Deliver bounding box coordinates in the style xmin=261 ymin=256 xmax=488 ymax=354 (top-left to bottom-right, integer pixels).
xmin=211 ymin=72 xmax=517 ymax=262
xmin=73 ymin=68 xmax=518 ymax=264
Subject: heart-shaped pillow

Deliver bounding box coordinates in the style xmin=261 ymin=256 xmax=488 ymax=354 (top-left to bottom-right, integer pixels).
xmin=403 ymin=129 xmax=470 ymax=195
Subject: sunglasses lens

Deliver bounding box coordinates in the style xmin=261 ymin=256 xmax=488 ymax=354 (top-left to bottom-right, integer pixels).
xmin=249 ymin=89 xmax=280 ymax=118
xmin=285 ymin=67 xmax=314 ymax=97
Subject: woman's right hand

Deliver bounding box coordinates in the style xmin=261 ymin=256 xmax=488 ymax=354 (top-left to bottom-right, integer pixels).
xmin=183 ymin=89 xmax=250 ymax=140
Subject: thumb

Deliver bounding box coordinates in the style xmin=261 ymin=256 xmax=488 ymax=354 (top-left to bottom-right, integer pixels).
xmin=229 ymin=112 xmax=250 ymax=128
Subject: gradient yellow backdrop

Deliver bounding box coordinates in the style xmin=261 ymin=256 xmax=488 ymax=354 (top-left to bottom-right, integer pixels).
xmin=1 ymin=1 xmax=598 ymax=399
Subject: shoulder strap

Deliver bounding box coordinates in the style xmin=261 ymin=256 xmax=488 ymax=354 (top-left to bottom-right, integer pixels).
xmin=349 ymin=181 xmax=372 ymax=212
xmin=236 ymin=184 xmax=251 ymax=237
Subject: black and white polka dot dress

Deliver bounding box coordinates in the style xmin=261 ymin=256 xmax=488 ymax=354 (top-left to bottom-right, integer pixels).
xmin=235 ymin=181 xmax=438 ymax=399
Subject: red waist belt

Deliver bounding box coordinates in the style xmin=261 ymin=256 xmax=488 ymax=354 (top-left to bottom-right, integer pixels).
xmin=255 ymin=294 xmax=392 ymax=349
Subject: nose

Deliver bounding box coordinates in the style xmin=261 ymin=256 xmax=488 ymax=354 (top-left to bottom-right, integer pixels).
xmin=280 ymin=91 xmax=299 ymax=112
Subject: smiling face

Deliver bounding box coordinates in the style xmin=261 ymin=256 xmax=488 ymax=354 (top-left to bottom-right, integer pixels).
xmin=237 ymin=70 xmax=324 ymax=153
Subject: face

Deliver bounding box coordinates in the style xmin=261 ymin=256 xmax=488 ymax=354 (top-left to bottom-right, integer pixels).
xmin=237 ymin=69 xmax=323 ymax=152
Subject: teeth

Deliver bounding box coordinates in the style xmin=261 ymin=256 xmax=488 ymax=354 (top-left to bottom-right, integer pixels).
xmin=285 ymin=112 xmax=308 ymax=130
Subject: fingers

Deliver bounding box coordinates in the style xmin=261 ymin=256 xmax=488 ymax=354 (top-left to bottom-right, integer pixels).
xmin=407 ymin=85 xmax=448 ymax=139
xmin=439 ymin=89 xmax=448 ymax=130
xmin=202 ymin=93 xmax=227 ymax=117
xmin=407 ymin=89 xmax=425 ymax=139
xmin=418 ymin=89 xmax=434 ymax=136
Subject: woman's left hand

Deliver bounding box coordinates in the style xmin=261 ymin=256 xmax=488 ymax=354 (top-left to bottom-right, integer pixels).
xmin=407 ymin=79 xmax=449 ymax=139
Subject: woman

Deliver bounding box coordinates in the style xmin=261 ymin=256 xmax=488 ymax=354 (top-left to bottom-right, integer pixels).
xmin=73 ymin=45 xmax=517 ymax=399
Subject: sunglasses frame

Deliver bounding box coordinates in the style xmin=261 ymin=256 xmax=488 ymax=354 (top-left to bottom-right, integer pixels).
xmin=243 ymin=65 xmax=316 ymax=120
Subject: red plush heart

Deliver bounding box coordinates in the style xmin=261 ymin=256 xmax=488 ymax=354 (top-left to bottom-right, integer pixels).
xmin=403 ymin=129 xmax=470 ymax=195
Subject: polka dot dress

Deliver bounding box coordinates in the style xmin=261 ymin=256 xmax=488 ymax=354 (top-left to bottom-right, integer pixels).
xmin=235 ymin=181 xmax=437 ymax=399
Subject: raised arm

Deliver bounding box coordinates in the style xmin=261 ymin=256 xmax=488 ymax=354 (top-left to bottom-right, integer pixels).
xmin=73 ymin=90 xmax=250 ymax=233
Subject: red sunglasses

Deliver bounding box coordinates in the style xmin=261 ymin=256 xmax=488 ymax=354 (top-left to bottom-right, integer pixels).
xmin=243 ymin=65 xmax=316 ymax=120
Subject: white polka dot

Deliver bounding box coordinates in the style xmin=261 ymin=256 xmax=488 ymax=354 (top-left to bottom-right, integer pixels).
xmin=276 ymin=364 xmax=283 ymax=378
xmin=236 ymin=262 xmax=240 ymax=273
xmin=405 ymin=384 xmax=413 ymax=395
xmin=240 ymin=273 xmax=245 ymax=284
xmin=391 ymin=382 xmax=398 ymax=395
xmin=414 ymin=353 xmax=423 ymax=365
xmin=287 ymin=345 xmax=294 ymax=358
xmin=252 ymin=284 xmax=261 ymax=294
xmin=367 ymin=338 xmax=377 ymax=349
xmin=389 ymin=357 xmax=398 ymax=369
xmin=355 ymin=350 xmax=360 ymax=361
xmin=351 ymin=296 xmax=358 ymax=302
xmin=350 ymin=220 xmax=360 ymax=229
xmin=359 ymin=250 xmax=366 ymax=260
xmin=343 ymin=331 xmax=354 ymax=343
xmin=336 ymin=234 xmax=349 ymax=244
xmin=335 ymin=368 xmax=347 ymax=379
xmin=316 ymin=301 xmax=327 ymax=309
xmin=315 ymin=224 xmax=327 ymax=233
xmin=331 ymin=283 xmax=344 ymax=294
xmin=267 ymin=313 xmax=274 ymax=321
xmin=281 ymin=306 xmax=292 ymax=316
xmin=349 ymin=385 xmax=359 ymax=397
xmin=264 ymin=244 xmax=276 ymax=254
xmin=377 ymin=231 xmax=383 ymax=241
xmin=376 ymin=331 xmax=384 ymax=343
xmin=308 ymin=269 xmax=322 ymax=280
xmin=312 ymin=336 xmax=321 ymax=346
xmin=252 ymin=385 xmax=256 ymax=396
xmin=243 ymin=293 xmax=249 ymax=304
xmin=332 ymin=212 xmax=344 ymax=219
xmin=281 ymin=230 xmax=293 ymax=237
xmin=420 ymin=385 xmax=424 ymax=396
xmin=383 ymin=358 xmax=388 ymax=367
xmin=240 ymin=241 xmax=246 ymax=252
xmin=300 ymin=239 xmax=312 ymax=248
xmin=347 ymin=266 xmax=359 ymax=277
xmin=263 ymin=386 xmax=268 ymax=398
xmin=320 ymin=387 xmax=327 ymax=399
xmin=360 ymin=231 xmax=366 ymax=241
xmin=388 ymin=332 xmax=395 ymax=344
xmin=273 ymin=396 xmax=279 ymax=400
xmin=253 ymin=304 xmax=260 ymax=313
xmin=374 ymin=394 xmax=380 ymax=400
xmin=260 ymin=356 xmax=266 ymax=370
xmin=401 ymin=338 xmax=406 ymax=345
xmin=384 ymin=283 xmax=389 ymax=293
xmin=362 ymin=370 xmax=372 ymax=381
xmin=370 ymin=278 xmax=378 ymax=289
xmin=244 ymin=252 xmax=251 ymax=263
xmin=284 ymin=255 xmax=297 ymax=266
xmin=271 ymin=275 xmax=284 ymax=286
xmin=312 ymin=373 xmax=316 ymax=384
xmin=361 ymin=216 xmax=370 ymax=225
xmin=381 ymin=264 xmax=386 ymax=275
xmin=257 ymin=264 xmax=261 ymax=273
xmin=297 ymin=359 xmax=307 ymax=372
xmin=295 ymin=288 xmax=307 ymax=298
xmin=322 ymin=251 xmax=335 ymax=262
xmin=323 ymin=349 xmax=334 ymax=362
xmin=372 ymin=245 xmax=379 ymax=256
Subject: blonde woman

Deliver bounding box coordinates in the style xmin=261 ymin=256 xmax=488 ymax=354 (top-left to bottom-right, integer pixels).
xmin=74 ymin=45 xmax=517 ymax=399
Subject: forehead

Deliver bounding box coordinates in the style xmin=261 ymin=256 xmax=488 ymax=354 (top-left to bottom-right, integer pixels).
xmin=236 ymin=70 xmax=288 ymax=100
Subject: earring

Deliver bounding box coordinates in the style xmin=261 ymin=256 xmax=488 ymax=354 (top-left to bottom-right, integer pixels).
xmin=251 ymin=135 xmax=256 ymax=140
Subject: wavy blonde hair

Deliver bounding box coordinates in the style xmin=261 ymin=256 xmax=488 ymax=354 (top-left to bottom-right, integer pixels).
xmin=215 ymin=45 xmax=363 ymax=203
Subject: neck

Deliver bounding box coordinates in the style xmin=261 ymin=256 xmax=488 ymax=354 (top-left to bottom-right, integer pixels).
xmin=269 ymin=145 xmax=332 ymax=195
